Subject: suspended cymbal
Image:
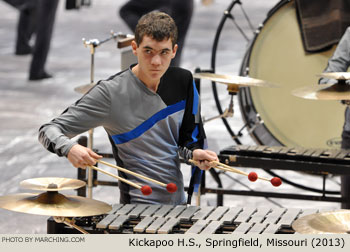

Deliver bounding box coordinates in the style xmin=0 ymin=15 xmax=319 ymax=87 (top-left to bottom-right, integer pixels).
xmin=317 ymin=72 xmax=350 ymax=80
xmin=292 ymin=82 xmax=350 ymax=100
xmin=0 ymin=192 xmax=112 ymax=217
xmin=193 ymin=72 xmax=278 ymax=88
xmin=20 ymin=177 xmax=86 ymax=191
xmin=292 ymin=210 xmax=350 ymax=234
xmin=74 ymin=83 xmax=95 ymax=94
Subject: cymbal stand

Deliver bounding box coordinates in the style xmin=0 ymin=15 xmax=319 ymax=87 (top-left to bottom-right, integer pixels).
xmin=203 ymin=94 xmax=234 ymax=123
xmin=210 ymin=0 xmax=256 ymax=145
xmin=197 ymin=66 xmax=236 ymax=124
xmin=53 ymin=216 xmax=89 ymax=234
xmin=82 ymin=31 xmax=133 ymax=86
xmin=233 ymin=113 xmax=263 ymax=139
xmin=82 ymin=31 xmax=134 ymax=198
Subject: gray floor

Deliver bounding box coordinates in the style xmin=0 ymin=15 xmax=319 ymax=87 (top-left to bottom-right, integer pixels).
xmin=0 ymin=0 xmax=341 ymax=234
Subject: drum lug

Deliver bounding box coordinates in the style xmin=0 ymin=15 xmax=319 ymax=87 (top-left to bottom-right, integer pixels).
xmin=244 ymin=67 xmax=250 ymax=75
xmin=247 ymin=114 xmax=264 ymax=134
xmin=223 ymin=10 xmax=234 ymax=19
xmin=252 ymin=24 xmax=263 ymax=36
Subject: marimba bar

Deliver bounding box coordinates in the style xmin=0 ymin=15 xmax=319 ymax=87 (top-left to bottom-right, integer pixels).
xmin=47 ymin=204 xmax=319 ymax=234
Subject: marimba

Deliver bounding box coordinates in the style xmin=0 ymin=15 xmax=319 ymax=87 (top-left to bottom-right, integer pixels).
xmin=219 ymin=145 xmax=350 ymax=174
xmin=47 ymin=204 xmax=319 ymax=234
xmin=214 ymin=145 xmax=349 ymax=203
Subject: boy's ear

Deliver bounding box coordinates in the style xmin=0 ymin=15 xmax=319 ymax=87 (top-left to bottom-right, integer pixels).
xmin=131 ymin=40 xmax=138 ymax=55
xmin=171 ymin=44 xmax=178 ymax=59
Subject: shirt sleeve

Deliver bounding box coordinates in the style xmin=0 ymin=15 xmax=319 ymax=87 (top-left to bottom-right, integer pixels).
xmin=38 ymin=81 xmax=111 ymax=156
xmin=319 ymin=27 xmax=350 ymax=84
xmin=177 ymin=73 xmax=207 ymax=162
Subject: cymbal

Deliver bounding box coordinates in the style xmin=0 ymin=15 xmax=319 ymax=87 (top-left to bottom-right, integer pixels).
xmin=20 ymin=177 xmax=86 ymax=191
xmin=193 ymin=72 xmax=278 ymax=88
xmin=317 ymin=72 xmax=350 ymax=80
xmin=292 ymin=82 xmax=350 ymax=100
xmin=0 ymin=192 xmax=112 ymax=217
xmin=74 ymin=83 xmax=95 ymax=94
xmin=292 ymin=210 xmax=350 ymax=234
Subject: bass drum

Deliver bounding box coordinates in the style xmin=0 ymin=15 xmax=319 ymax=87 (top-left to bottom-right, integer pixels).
xmin=239 ymin=0 xmax=343 ymax=148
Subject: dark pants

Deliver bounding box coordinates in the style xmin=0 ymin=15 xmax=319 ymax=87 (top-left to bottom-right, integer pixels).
xmin=2 ymin=0 xmax=37 ymax=54
xmin=3 ymin=0 xmax=58 ymax=78
xmin=29 ymin=0 xmax=59 ymax=79
xmin=119 ymin=0 xmax=194 ymax=67
xmin=341 ymin=129 xmax=350 ymax=209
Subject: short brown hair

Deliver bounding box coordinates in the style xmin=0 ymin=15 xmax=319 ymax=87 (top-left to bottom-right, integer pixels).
xmin=134 ymin=11 xmax=178 ymax=47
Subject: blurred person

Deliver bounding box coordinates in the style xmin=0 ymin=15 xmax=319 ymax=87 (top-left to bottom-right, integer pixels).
xmin=2 ymin=0 xmax=37 ymax=55
xmin=2 ymin=0 xmax=58 ymax=80
xmin=119 ymin=0 xmax=194 ymax=67
xmin=28 ymin=0 xmax=59 ymax=80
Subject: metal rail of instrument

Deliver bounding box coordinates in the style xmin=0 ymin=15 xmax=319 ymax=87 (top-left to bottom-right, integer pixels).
xmin=210 ymin=145 xmax=349 ymax=203
xmin=75 ymin=142 xmax=349 ymax=204
xmin=47 ymin=203 xmax=318 ymax=234
xmin=219 ymin=145 xmax=350 ymax=174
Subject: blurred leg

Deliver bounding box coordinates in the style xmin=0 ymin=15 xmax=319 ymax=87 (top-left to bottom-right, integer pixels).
xmin=170 ymin=0 xmax=194 ymax=67
xmin=29 ymin=0 xmax=58 ymax=80
xmin=15 ymin=5 xmax=36 ymax=55
xmin=3 ymin=0 xmax=37 ymax=55
xmin=118 ymin=0 xmax=194 ymax=67
xmin=119 ymin=0 xmax=166 ymax=32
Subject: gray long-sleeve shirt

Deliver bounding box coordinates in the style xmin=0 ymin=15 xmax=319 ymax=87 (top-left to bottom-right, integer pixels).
xmin=39 ymin=66 xmax=206 ymax=205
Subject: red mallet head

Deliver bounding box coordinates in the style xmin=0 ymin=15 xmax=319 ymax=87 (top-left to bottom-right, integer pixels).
xmin=166 ymin=183 xmax=177 ymax=193
xmin=141 ymin=185 xmax=152 ymax=195
xmin=248 ymin=172 xmax=258 ymax=182
xmin=271 ymin=177 xmax=282 ymax=187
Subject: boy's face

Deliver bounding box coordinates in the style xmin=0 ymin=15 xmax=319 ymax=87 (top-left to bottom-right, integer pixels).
xmin=132 ymin=35 xmax=177 ymax=83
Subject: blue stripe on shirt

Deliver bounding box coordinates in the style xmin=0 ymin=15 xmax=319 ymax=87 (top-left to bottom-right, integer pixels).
xmin=192 ymin=80 xmax=199 ymax=115
xmin=188 ymin=81 xmax=200 ymax=145
xmin=187 ymin=125 xmax=199 ymax=146
xmin=111 ymin=100 xmax=186 ymax=144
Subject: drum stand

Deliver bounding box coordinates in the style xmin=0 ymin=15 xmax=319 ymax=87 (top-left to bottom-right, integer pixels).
xmin=233 ymin=113 xmax=263 ymax=140
xmin=81 ymin=32 xmax=134 ymax=198
xmin=203 ymin=94 xmax=234 ymax=123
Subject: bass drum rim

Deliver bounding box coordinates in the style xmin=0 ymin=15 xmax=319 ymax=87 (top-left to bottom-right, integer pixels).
xmin=238 ymin=0 xmax=341 ymax=148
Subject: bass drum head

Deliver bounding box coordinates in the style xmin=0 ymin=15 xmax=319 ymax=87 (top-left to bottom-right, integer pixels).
xmin=239 ymin=0 xmax=343 ymax=148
